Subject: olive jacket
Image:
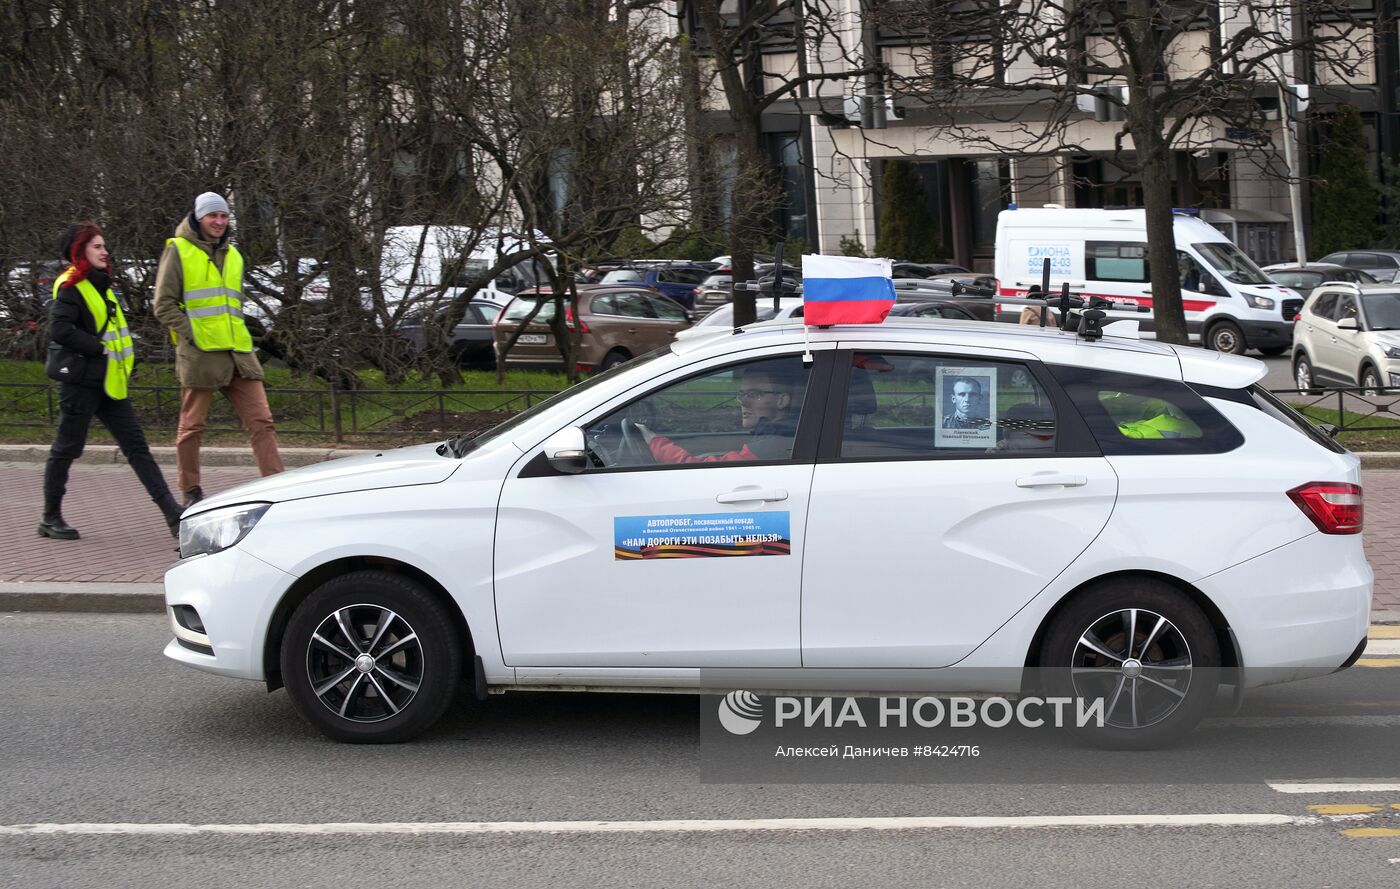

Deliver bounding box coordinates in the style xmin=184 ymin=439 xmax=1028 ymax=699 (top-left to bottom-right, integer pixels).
xmin=153 ymin=214 xmax=265 ymax=388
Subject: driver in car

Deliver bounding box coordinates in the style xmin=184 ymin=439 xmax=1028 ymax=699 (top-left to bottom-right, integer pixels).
xmin=637 ymin=364 xmax=800 ymax=463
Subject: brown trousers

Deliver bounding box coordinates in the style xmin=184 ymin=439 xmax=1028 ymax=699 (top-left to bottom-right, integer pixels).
xmin=176 ymin=377 xmax=285 ymax=492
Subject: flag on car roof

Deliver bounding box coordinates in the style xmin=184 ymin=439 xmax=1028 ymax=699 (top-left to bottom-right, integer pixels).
xmin=801 ymin=255 xmax=895 ymax=325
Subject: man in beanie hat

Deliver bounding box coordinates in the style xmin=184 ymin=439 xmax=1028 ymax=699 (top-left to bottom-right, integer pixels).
xmin=154 ymin=192 xmax=284 ymax=504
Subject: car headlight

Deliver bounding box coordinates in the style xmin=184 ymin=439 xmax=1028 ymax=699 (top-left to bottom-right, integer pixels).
xmin=179 ymin=503 xmax=271 ymax=559
xmin=1244 ymin=295 xmax=1276 ymax=310
xmin=1383 ymin=345 xmax=1400 ymax=359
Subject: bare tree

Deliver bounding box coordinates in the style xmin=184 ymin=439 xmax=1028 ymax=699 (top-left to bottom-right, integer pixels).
xmin=871 ymin=0 xmax=1370 ymax=344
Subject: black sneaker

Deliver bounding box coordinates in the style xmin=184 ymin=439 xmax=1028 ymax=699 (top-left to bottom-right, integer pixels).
xmin=184 ymin=486 xmax=204 ymax=508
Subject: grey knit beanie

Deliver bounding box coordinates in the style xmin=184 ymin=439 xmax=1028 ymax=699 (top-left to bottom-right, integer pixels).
xmin=194 ymin=192 xmax=230 ymax=219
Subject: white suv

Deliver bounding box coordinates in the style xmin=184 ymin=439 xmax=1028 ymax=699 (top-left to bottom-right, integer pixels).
xmin=165 ymin=316 xmax=1371 ymax=748
xmin=1292 ymin=283 xmax=1400 ymax=393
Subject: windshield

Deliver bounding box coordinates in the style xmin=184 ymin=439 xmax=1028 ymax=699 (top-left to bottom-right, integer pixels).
xmin=1193 ymin=243 xmax=1271 ymax=285
xmin=457 ymin=351 xmax=667 ymax=454
xmin=1361 ymin=292 xmax=1400 ymax=330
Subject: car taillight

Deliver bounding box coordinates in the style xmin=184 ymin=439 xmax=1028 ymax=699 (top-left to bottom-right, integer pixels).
xmin=1288 ymin=482 xmax=1363 ymax=534
xmin=565 ymin=305 xmax=589 ymax=334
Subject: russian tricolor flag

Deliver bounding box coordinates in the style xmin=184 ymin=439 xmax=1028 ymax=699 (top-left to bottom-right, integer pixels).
xmin=802 ymin=255 xmax=895 ymax=326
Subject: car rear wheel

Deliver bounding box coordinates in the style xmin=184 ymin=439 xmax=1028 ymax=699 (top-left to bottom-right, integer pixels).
xmin=1294 ymin=352 xmax=1319 ymax=394
xmin=1205 ymin=320 xmax=1246 ymax=355
xmin=1039 ymin=579 xmax=1220 ymax=750
xmin=281 ymin=570 xmax=464 ymax=743
xmin=600 ymin=349 xmax=631 ymax=370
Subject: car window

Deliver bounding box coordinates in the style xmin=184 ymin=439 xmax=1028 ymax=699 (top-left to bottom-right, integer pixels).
xmin=590 ymin=294 xmax=617 ymax=316
xmin=1352 ymin=270 xmax=1378 ymax=283
xmin=1049 ymin=366 xmax=1243 ymax=455
xmin=836 ymin=353 xmax=1056 ymax=459
xmin=1335 ymin=294 xmax=1359 ymax=322
xmin=1343 ymin=253 xmax=1373 ymax=269
xmin=474 ymin=302 xmax=501 ymax=323
xmin=583 ymin=355 xmax=812 ymax=469
xmin=1310 ymin=292 xmax=1338 ymax=319
xmin=614 ymin=291 xmax=656 ymax=318
xmin=647 ymin=294 xmax=689 ymax=321
xmin=1085 ymin=242 xmax=1149 ymax=283
xmin=1271 ymin=271 xmax=1323 ymax=290
xmin=601 ymin=269 xmax=646 ymax=284
xmin=501 ymin=297 xmax=557 ymax=323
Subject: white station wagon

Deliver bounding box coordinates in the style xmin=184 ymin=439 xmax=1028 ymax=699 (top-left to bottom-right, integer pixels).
xmin=165 ymin=315 xmax=1372 ymax=748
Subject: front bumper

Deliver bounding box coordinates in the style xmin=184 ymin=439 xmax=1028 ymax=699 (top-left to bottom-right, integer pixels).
xmin=162 ymin=545 xmax=297 ymax=681
xmin=1238 ymin=319 xmax=1295 ymax=348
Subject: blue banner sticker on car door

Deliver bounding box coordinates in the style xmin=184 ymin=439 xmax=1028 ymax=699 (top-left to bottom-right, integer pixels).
xmin=614 ymin=512 xmax=791 ymax=560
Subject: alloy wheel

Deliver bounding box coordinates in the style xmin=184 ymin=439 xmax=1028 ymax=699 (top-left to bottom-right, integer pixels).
xmin=305 ymin=604 xmax=423 ymax=722
xmin=1069 ymin=608 xmax=1193 ymax=730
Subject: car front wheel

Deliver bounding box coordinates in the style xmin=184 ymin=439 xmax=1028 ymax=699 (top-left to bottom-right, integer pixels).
xmin=1360 ymin=364 xmax=1384 ymax=396
xmin=281 ymin=570 xmax=464 ymax=743
xmin=1294 ymin=353 xmax=1319 ymax=394
xmin=1039 ymin=579 xmax=1220 ymax=750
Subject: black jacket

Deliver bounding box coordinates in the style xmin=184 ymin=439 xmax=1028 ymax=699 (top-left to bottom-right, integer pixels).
xmin=48 ymin=269 xmax=113 ymax=388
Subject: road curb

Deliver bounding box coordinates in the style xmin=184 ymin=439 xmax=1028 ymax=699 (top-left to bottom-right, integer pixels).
xmin=0 ymin=582 xmax=165 ymax=614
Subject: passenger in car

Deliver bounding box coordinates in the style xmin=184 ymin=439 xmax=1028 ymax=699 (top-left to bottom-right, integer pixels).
xmin=639 ymin=364 xmax=801 ymax=463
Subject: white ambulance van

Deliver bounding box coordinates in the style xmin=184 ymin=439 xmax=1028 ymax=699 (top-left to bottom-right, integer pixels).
xmin=994 ymin=207 xmax=1300 ymax=355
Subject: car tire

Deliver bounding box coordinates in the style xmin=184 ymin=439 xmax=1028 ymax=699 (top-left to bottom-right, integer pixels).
xmin=600 ymin=349 xmax=631 ymax=370
xmin=1360 ymin=364 xmax=1384 ymax=396
xmin=1039 ymin=578 xmax=1220 ymax=750
xmin=281 ymin=570 xmax=464 ymax=744
xmin=1257 ymin=346 xmax=1287 ymax=357
xmin=1205 ymin=320 xmax=1246 ymax=355
xmin=1293 ymin=352 xmax=1320 ymax=395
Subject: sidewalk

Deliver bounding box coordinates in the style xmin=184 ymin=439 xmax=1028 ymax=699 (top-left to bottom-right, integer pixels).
xmin=1 ymin=446 xmax=1398 ymax=621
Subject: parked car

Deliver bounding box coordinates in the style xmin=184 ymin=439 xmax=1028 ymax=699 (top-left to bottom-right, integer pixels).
xmin=598 ymin=264 xmax=713 ymax=309
xmin=887 ymin=300 xmax=983 ymax=322
xmin=165 ymin=309 xmax=1370 ymax=748
xmin=1314 ymin=250 xmax=1400 ymax=283
xmin=380 ymin=226 xmax=552 ymax=316
xmin=494 ymin=285 xmax=692 ymax=371
xmin=673 ymin=297 xmax=805 ymax=341
xmin=1292 ymin=283 xmax=1400 ymax=393
xmin=891 ymin=262 xmax=971 ymax=279
xmin=692 ymin=264 xmax=802 ymax=316
xmin=892 ymin=278 xmax=996 ymax=321
xmin=1264 ymin=264 xmax=1376 ymax=305
xmin=396 ymin=299 xmax=503 ymax=368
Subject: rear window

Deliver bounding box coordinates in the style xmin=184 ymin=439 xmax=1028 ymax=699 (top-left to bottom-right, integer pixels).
xmin=1049 ymin=366 xmax=1243 ymax=455
xmin=1246 ymin=385 xmax=1347 ymax=453
xmin=502 ymin=297 xmax=557 ymax=323
xmin=601 ymin=269 xmax=646 ymax=284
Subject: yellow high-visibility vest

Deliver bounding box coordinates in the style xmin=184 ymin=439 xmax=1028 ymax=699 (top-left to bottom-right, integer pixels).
xmin=169 ymin=238 xmax=252 ymax=352
xmin=51 ymin=269 xmax=134 ymax=399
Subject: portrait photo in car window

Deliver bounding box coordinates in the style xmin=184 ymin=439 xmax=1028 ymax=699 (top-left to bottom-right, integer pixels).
xmin=935 ymin=366 xmax=997 ymax=448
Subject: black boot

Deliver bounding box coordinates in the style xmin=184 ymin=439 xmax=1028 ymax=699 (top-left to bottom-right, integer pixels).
xmin=38 ymin=496 xmax=80 ymax=540
xmin=184 ymin=485 xmax=204 ymax=508
xmin=39 ymin=457 xmax=80 ymax=539
xmin=156 ymin=492 xmax=184 ymax=538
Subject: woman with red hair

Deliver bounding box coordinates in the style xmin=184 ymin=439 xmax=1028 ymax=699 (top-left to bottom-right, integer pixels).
xmin=39 ymin=222 xmax=183 ymax=540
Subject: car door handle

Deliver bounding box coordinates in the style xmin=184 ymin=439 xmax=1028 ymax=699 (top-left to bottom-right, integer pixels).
xmin=716 ymin=488 xmax=789 ymax=503
xmin=1016 ymin=473 xmax=1088 ymax=488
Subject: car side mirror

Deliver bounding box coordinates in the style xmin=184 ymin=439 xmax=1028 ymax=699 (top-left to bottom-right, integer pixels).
xmin=1337 ymin=317 xmax=1359 ymax=330
xmin=542 ymin=426 xmax=588 ymax=474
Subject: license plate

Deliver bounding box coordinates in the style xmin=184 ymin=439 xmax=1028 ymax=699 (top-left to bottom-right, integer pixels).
xmin=517 ymin=334 xmax=547 ymax=345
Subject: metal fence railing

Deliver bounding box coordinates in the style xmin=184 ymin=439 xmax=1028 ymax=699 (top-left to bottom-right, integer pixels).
xmin=0 ymin=382 xmax=558 ymax=442
xmin=1270 ymin=387 xmax=1400 ymax=434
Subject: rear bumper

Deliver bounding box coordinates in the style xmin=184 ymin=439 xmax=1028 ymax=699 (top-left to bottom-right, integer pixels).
xmin=1197 ymin=531 xmax=1371 ymax=687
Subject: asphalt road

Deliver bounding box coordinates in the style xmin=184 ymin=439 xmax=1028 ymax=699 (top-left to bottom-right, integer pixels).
xmin=2 ymin=613 xmax=1398 ymax=888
